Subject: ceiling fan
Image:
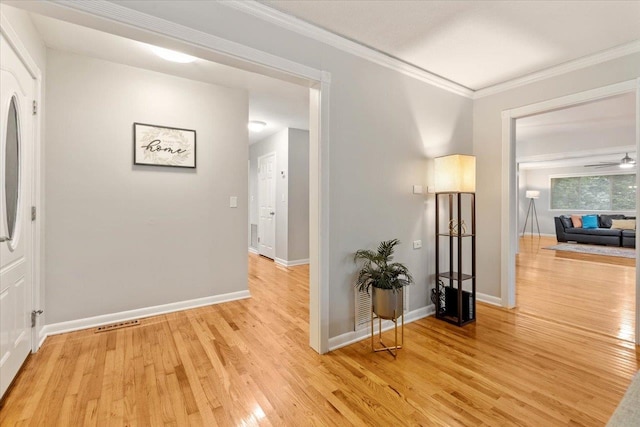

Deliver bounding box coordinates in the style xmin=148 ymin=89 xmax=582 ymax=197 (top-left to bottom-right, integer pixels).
xmin=584 ymin=153 xmax=636 ymax=169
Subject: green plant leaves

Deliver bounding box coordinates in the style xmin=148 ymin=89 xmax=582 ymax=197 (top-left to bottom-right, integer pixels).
xmin=353 ymin=239 xmax=414 ymax=293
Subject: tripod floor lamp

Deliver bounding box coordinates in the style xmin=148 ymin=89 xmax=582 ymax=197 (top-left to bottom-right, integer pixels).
xmin=522 ymin=190 xmax=541 ymax=238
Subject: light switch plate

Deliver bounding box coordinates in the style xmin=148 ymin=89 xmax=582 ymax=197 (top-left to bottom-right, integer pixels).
xmin=230 ymin=196 xmax=238 ymax=208
xmin=413 ymin=240 xmax=422 ymax=249
xmin=413 ymin=185 xmax=423 ymax=194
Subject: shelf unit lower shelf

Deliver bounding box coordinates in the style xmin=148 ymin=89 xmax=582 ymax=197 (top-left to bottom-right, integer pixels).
xmin=438 ymin=271 xmax=474 ymax=281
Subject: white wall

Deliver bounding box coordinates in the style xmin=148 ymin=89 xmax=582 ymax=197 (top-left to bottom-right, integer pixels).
xmin=475 ymin=53 xmax=640 ymax=298
xmin=45 ymin=49 xmax=249 ymax=323
xmin=288 ymin=128 xmax=309 ymax=261
xmin=110 ymin=1 xmax=474 ymax=337
xmin=249 ymin=128 xmax=309 ymax=263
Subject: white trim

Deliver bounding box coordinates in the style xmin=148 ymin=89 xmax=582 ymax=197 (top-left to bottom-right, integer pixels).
xmin=29 ymin=0 xmax=322 ymax=82
xmin=19 ymin=0 xmax=640 ymax=100
xmin=476 ymin=293 xmax=503 ymax=307
xmin=39 ymin=290 xmax=251 ymax=342
xmin=309 ymin=77 xmax=331 ymax=353
xmin=502 ymin=79 xmax=639 ymax=343
xmin=508 ymin=81 xmax=637 ymax=118
xmin=328 ymin=305 xmax=434 ymax=351
xmin=275 ymin=257 xmax=309 ymax=267
xmin=518 ymin=146 xmax=637 ymax=168
xmin=222 ymin=0 xmax=473 ymax=98
xmin=501 ymin=110 xmax=517 ymax=308
xmin=635 ymin=77 xmax=640 ymax=346
xmin=521 ymin=233 xmax=557 ymax=238
xmin=248 ymin=246 xmax=259 ymax=255
xmin=548 ymin=171 xmax=635 ymax=180
xmin=0 ymin=14 xmax=44 ymax=353
xmin=0 ymin=15 xmax=42 ymax=80
xmin=475 ymin=40 xmax=640 ymax=98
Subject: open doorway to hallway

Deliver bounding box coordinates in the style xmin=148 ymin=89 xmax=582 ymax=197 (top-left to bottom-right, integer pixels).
xmin=18 ymin=6 xmax=322 ymax=352
xmin=248 ymin=123 xmax=310 ymax=268
xmin=514 ymin=93 xmax=637 ymax=341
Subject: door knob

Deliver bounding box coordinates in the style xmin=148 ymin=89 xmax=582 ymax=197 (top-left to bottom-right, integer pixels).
xmin=0 ymin=236 xmax=11 ymax=242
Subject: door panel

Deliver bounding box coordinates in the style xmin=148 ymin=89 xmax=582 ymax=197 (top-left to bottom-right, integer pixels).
xmin=258 ymin=153 xmax=276 ymax=259
xmin=0 ymin=33 xmax=33 ymax=399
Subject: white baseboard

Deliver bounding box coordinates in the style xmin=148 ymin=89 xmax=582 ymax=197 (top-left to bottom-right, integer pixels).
xmin=248 ymin=247 xmax=259 ymax=255
xmin=328 ymin=304 xmax=435 ymax=351
xmin=521 ymin=232 xmax=555 ymax=238
xmin=477 ymin=292 xmax=502 ymax=306
xmin=39 ymin=290 xmax=251 ymax=344
xmin=38 ymin=331 xmax=47 ymax=349
xmin=274 ymin=257 xmax=310 ymax=267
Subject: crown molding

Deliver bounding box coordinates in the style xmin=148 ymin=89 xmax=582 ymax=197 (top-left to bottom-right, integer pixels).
xmin=17 ymin=0 xmax=640 ymax=101
xmin=223 ymin=0 xmax=474 ymax=98
xmin=224 ymin=1 xmax=640 ymax=100
xmin=475 ymin=40 xmax=640 ymax=99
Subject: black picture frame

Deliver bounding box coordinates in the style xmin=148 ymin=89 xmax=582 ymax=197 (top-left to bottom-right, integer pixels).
xmin=133 ymin=122 xmax=196 ymax=168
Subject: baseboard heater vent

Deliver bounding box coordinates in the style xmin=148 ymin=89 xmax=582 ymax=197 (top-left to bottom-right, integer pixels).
xmin=95 ymin=319 xmax=140 ymax=333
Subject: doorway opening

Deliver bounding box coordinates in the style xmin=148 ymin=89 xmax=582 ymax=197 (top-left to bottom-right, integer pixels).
xmin=248 ymin=124 xmax=310 ymax=267
xmin=6 ymin=2 xmax=330 ymax=356
xmin=502 ymin=80 xmax=640 ymax=344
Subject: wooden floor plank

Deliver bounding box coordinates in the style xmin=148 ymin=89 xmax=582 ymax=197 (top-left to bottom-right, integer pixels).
xmin=1 ymin=243 xmax=638 ymax=426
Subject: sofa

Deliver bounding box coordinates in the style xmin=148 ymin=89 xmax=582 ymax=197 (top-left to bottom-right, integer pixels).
xmin=554 ymin=214 xmax=636 ymax=248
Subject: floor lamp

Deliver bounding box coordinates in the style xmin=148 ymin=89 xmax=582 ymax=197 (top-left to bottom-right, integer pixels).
xmin=522 ymin=190 xmax=541 ymax=238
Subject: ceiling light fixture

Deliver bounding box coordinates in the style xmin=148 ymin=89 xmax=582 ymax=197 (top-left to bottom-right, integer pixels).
xmin=248 ymin=121 xmax=267 ymax=132
xmin=619 ymin=153 xmax=635 ymax=169
xmin=151 ymin=46 xmax=197 ymax=63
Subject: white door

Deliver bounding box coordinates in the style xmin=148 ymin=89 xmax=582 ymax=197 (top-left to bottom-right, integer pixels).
xmin=258 ymin=152 xmax=276 ymax=259
xmin=0 ymin=33 xmax=34 ymax=399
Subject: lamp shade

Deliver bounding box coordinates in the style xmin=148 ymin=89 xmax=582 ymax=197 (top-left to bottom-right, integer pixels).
xmin=434 ymin=154 xmax=476 ymax=192
xmin=525 ymin=190 xmax=540 ymax=199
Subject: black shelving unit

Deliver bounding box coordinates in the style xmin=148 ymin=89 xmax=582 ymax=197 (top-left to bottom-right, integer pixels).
xmin=435 ymin=192 xmax=476 ymax=326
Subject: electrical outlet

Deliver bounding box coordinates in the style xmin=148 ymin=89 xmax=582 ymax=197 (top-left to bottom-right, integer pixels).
xmin=413 ymin=240 xmax=422 ymax=249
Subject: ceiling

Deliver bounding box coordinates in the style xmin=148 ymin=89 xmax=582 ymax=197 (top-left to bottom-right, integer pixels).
xmin=261 ymin=0 xmax=640 ymax=91
xmin=24 ymin=3 xmax=640 ymax=149
xmin=30 ymin=14 xmax=309 ymax=144
xmin=517 ymin=92 xmax=636 ymax=170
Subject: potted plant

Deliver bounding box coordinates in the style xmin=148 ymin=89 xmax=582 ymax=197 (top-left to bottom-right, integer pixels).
xmin=354 ymin=239 xmax=414 ymax=320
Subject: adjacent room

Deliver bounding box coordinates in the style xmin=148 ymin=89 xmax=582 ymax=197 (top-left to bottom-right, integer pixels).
xmin=515 ymin=93 xmax=637 ymax=342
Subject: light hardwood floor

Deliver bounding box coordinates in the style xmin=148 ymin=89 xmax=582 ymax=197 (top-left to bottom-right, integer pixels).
xmin=1 ymin=249 xmax=639 ymax=426
xmin=517 ymin=236 xmax=636 ymax=342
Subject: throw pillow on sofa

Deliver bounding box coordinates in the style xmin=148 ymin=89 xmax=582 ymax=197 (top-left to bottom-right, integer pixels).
xmin=560 ymin=216 xmax=573 ymax=229
xmin=611 ymin=219 xmax=636 ymax=230
xmin=570 ymin=215 xmax=582 ymax=228
xmin=582 ymin=214 xmax=598 ymax=229
xmin=599 ymin=214 xmax=626 ymax=228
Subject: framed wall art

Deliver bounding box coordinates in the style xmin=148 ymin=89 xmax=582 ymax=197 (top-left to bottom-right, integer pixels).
xmin=133 ymin=122 xmax=196 ymax=168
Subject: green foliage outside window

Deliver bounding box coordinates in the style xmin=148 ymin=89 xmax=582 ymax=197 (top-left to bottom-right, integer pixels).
xmin=551 ymin=174 xmax=636 ymax=211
